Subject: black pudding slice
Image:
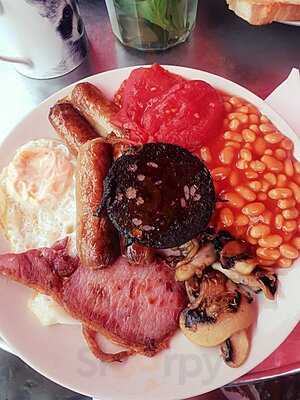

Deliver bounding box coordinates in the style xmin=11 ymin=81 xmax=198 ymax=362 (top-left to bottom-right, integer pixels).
xmin=101 ymin=143 xmax=216 ymax=249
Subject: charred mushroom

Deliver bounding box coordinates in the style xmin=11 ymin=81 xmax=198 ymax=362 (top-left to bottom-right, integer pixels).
xmin=207 ymin=229 xmax=234 ymax=253
xmin=220 ymin=329 xmax=250 ymax=368
xmin=157 ymin=239 xmax=199 ymax=268
xmin=212 ymin=262 xmax=277 ymax=300
xmin=180 ymin=269 xmax=256 ymax=347
xmin=219 ymin=240 xmax=255 ymax=273
xmin=231 ymin=259 xmax=257 ymax=275
xmin=175 ymin=242 xmax=216 ymax=281
xmin=253 ymin=268 xmax=278 ymax=299
xmin=185 ymin=275 xmax=201 ymax=304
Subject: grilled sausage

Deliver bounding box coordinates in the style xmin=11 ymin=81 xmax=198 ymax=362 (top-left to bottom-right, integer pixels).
xmin=112 ymin=141 xmax=131 ymax=159
xmin=71 ymin=82 xmax=123 ymax=138
xmin=49 ymin=102 xmax=99 ymax=156
xmin=76 ymin=138 xmax=119 ymax=268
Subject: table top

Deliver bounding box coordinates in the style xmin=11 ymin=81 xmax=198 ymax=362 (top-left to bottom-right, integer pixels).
xmin=1 ymin=0 xmax=300 ymax=398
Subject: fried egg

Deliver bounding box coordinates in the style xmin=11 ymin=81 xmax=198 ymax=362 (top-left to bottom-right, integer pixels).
xmin=0 ymin=139 xmax=78 ymax=325
xmin=0 ymin=139 xmax=76 ymax=252
xmin=28 ymin=292 xmax=78 ymax=326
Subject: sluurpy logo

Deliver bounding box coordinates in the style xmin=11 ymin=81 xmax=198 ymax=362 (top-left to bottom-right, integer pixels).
xmin=76 ymin=345 xmax=221 ymax=391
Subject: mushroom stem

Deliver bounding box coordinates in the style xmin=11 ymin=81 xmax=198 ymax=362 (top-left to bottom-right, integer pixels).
xmin=220 ymin=329 xmax=250 ymax=368
xmin=175 ymin=243 xmax=216 ymax=281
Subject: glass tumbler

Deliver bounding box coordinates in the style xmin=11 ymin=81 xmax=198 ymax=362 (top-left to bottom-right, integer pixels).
xmin=105 ymin=0 xmax=198 ymax=51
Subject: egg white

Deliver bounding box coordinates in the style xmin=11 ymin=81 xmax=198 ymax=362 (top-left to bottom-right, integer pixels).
xmin=0 ymin=139 xmax=77 ymax=252
xmin=28 ymin=293 xmax=79 ymax=326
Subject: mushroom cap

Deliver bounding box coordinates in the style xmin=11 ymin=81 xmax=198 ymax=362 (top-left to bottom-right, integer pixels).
xmin=180 ymin=291 xmax=256 ymax=347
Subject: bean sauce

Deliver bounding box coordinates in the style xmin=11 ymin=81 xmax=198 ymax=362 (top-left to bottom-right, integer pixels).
xmin=200 ymin=94 xmax=300 ymax=268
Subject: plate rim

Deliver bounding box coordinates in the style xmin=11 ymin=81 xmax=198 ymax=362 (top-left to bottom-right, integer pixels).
xmin=277 ymin=20 xmax=300 ymax=26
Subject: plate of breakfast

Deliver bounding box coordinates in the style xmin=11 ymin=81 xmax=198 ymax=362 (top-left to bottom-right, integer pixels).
xmin=0 ymin=64 xmax=300 ymax=400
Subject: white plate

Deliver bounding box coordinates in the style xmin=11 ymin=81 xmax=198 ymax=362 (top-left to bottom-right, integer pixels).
xmin=0 ymin=337 xmax=17 ymax=355
xmin=0 ymin=66 xmax=300 ymax=400
xmin=278 ymin=20 xmax=300 ymax=26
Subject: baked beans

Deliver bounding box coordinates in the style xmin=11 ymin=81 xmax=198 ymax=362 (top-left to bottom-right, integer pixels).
xmin=203 ymin=94 xmax=300 ymax=267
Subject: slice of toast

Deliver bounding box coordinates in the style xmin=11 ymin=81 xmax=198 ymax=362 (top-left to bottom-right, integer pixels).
xmin=226 ymin=0 xmax=300 ymax=25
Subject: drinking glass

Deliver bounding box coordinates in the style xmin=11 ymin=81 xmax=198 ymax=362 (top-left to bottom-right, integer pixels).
xmin=105 ymin=0 xmax=198 ymax=51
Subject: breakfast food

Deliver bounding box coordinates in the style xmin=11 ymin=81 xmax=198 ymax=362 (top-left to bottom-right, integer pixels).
xmin=180 ymin=269 xmax=256 ymax=347
xmin=76 ymin=138 xmax=119 ymax=269
xmin=29 ymin=292 xmax=77 ymax=326
xmin=221 ymin=330 xmax=251 ymax=368
xmin=0 ymin=240 xmax=186 ymax=359
xmin=0 ymin=64 xmax=298 ymax=369
xmin=175 ymin=229 xmax=277 ymax=297
xmin=71 ymin=82 xmax=123 ymax=138
xmin=101 ymin=143 xmax=215 ymax=248
xmin=176 ymin=228 xmax=274 ymax=367
xmin=0 ymin=139 xmax=76 ymax=253
xmin=82 ymin=326 xmax=133 ymax=363
xmin=205 ymin=93 xmax=300 ymax=268
xmin=49 ymin=102 xmax=99 ymax=156
xmin=111 ymin=64 xmax=224 ymax=152
xmin=226 ymin=0 xmax=300 ymax=25
xmin=113 ymin=63 xmax=183 ymax=109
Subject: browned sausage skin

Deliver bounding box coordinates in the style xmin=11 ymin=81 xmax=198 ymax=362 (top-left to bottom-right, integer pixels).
xmin=76 ymin=138 xmax=119 ymax=269
xmin=71 ymin=83 xmax=123 ymax=138
xmin=49 ymin=102 xmax=99 ymax=156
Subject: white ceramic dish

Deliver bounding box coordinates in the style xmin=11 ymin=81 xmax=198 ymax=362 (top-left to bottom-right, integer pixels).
xmin=0 ymin=337 xmax=16 ymax=355
xmin=278 ymin=20 xmax=300 ymax=26
xmin=0 ymin=66 xmax=300 ymax=400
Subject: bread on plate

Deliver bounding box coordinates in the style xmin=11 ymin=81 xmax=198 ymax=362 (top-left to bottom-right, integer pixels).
xmin=226 ymin=0 xmax=300 ymax=25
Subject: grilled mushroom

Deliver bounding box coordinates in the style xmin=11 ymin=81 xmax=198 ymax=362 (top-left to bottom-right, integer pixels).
xmin=180 ymin=269 xmax=256 ymax=347
xmin=185 ymin=275 xmax=201 ymax=304
xmin=177 ymin=239 xmax=200 ymax=262
xmin=212 ymin=262 xmax=277 ymax=300
xmin=220 ymin=240 xmax=255 ymax=273
xmin=172 ymin=230 xmax=251 ymax=282
xmin=253 ymin=268 xmax=278 ymax=299
xmin=175 ymin=242 xmax=216 ymax=281
xmin=156 ymin=239 xmax=200 ymax=268
xmin=234 ymin=284 xmax=255 ymax=303
xmin=220 ymin=329 xmax=250 ymax=368
xmin=198 ymin=229 xmax=234 ymax=255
